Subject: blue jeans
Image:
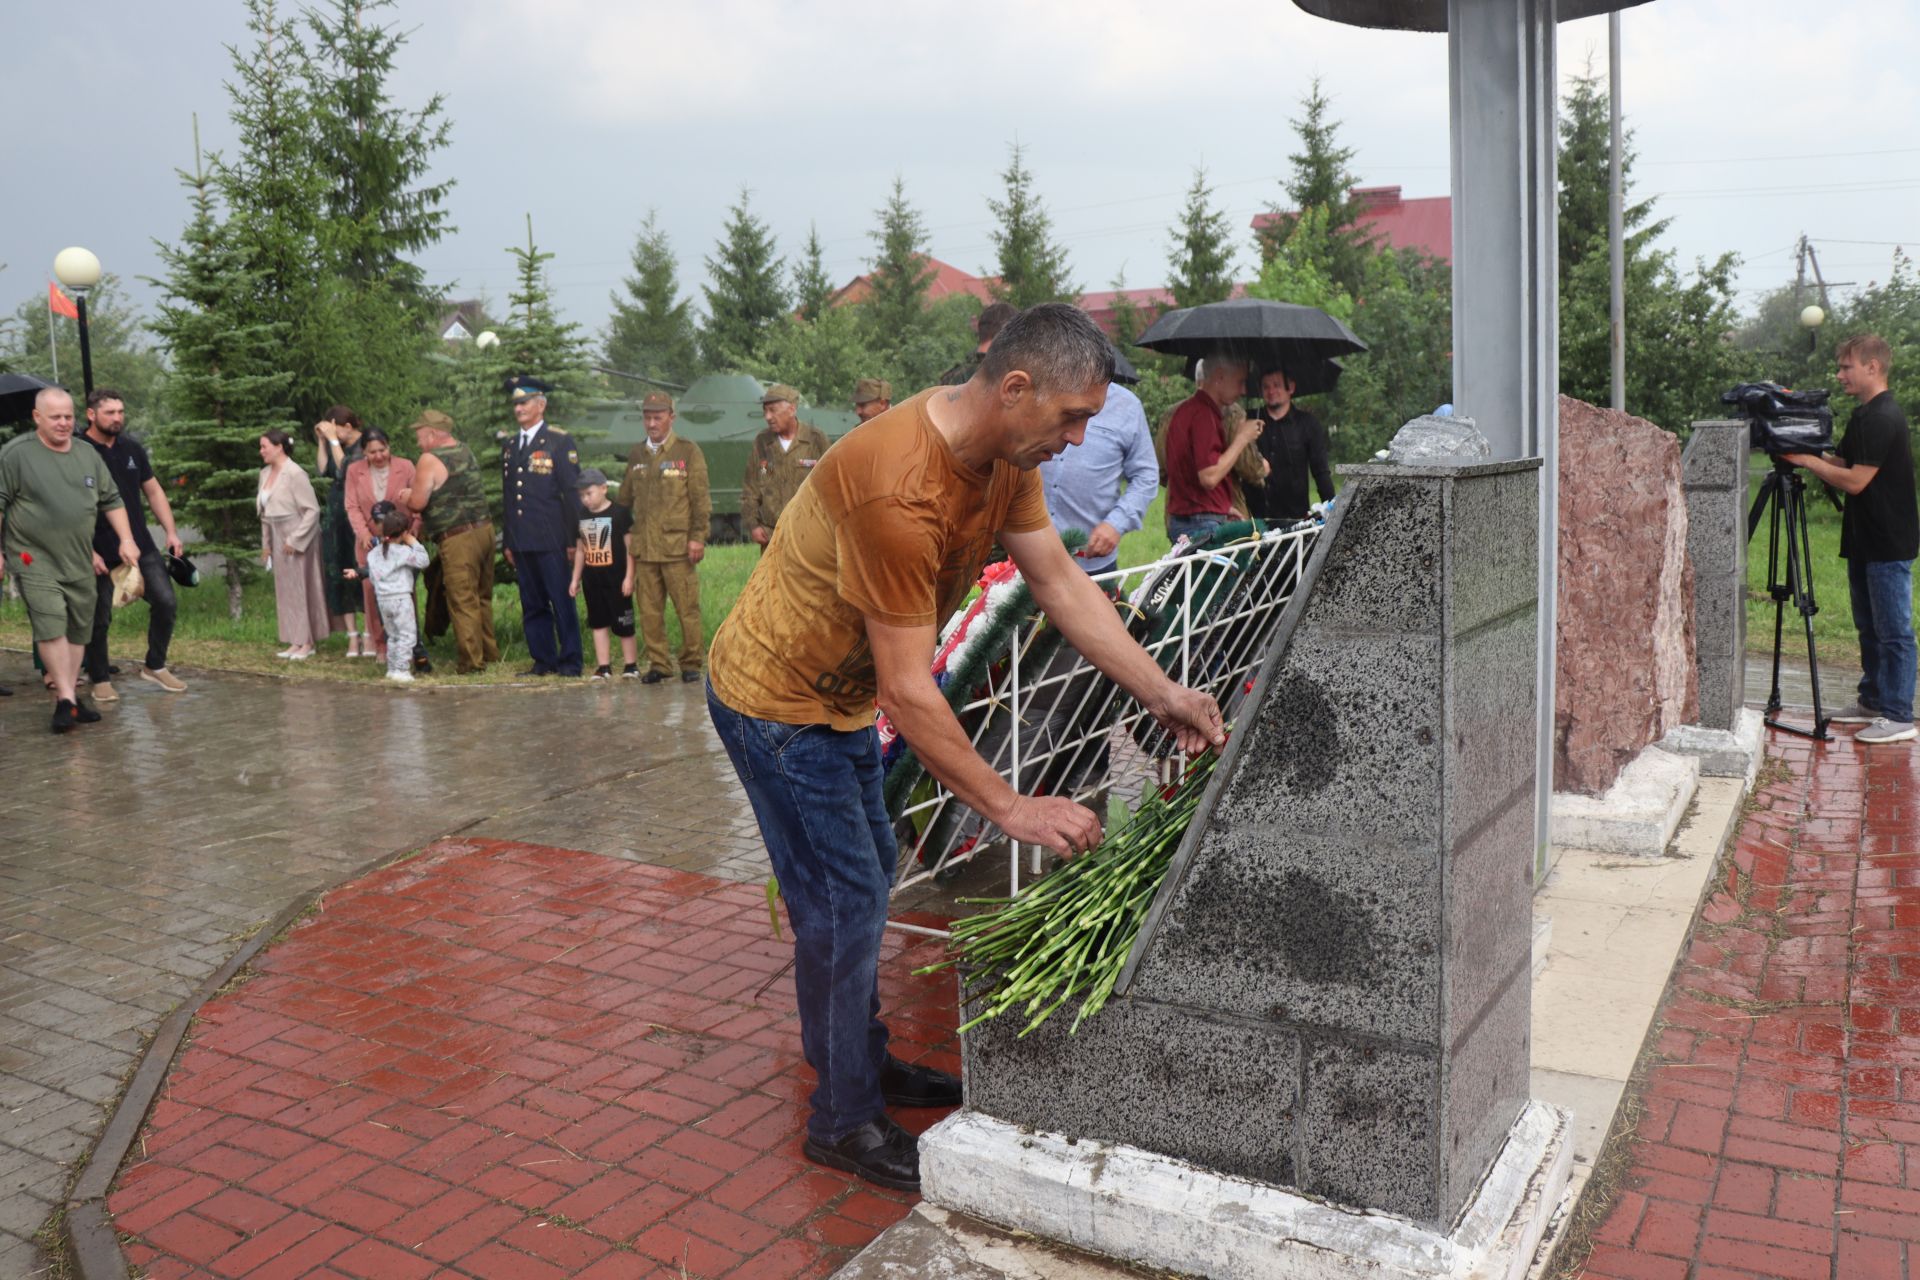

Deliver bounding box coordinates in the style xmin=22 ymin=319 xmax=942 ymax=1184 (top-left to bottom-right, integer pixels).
xmin=706 ymin=685 xmax=895 ymax=1141
xmin=1166 ymin=512 xmax=1225 ymax=544
xmin=1848 ymin=557 xmax=1916 ymax=723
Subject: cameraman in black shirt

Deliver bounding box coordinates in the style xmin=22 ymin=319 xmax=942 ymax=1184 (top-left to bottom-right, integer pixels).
xmin=1782 ymin=335 xmax=1916 ymax=743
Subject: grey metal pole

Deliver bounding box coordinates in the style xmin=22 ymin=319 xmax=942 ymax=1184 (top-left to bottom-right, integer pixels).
xmin=1609 ymin=11 xmax=1626 ymax=411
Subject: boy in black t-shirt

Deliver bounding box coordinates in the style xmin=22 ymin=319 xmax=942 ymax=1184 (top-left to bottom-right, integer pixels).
xmin=1783 ymin=334 xmax=1917 ymax=743
xmin=568 ymin=469 xmax=638 ymax=680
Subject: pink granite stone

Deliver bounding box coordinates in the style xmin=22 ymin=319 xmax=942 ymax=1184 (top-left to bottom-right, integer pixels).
xmin=1555 ymin=395 xmax=1700 ymax=796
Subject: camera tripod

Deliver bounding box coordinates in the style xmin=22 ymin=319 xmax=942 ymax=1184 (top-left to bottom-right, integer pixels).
xmin=1747 ymin=458 xmax=1831 ymax=740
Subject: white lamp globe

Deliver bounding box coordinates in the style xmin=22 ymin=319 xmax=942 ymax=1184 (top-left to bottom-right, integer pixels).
xmin=475 ymin=330 xmax=499 ymax=350
xmin=53 ymin=247 xmax=103 ymax=290
xmin=1799 ymin=304 xmax=1826 ymax=331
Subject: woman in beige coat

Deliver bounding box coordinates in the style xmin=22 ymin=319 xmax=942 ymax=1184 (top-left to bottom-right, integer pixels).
xmin=257 ymin=429 xmax=332 ymax=659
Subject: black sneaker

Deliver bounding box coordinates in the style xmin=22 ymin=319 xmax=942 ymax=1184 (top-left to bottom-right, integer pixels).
xmin=621 ymin=664 xmax=640 ymax=679
xmin=51 ymin=700 xmax=76 ymax=734
xmin=640 ymin=670 xmax=669 ymax=684
xmin=681 ymin=670 xmax=702 ymax=684
xmin=880 ymin=1056 xmax=963 ymax=1108
xmin=801 ymin=1116 xmax=920 ymax=1192
xmin=73 ymin=701 xmax=103 ymax=724
xmin=591 ymin=665 xmax=612 ymax=681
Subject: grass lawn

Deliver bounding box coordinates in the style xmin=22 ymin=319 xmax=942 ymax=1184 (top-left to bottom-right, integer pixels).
xmin=6 ymin=474 xmax=1884 ymax=684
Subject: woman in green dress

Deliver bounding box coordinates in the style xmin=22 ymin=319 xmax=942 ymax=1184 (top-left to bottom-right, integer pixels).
xmin=313 ymin=405 xmax=370 ymax=656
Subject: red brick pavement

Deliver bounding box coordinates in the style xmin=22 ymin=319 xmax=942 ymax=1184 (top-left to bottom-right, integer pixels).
xmin=108 ymin=838 xmax=959 ymax=1279
xmin=1575 ymin=731 xmax=1920 ymax=1280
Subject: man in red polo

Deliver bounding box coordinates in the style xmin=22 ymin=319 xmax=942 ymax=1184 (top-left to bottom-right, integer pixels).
xmin=1164 ymin=355 xmax=1261 ymax=543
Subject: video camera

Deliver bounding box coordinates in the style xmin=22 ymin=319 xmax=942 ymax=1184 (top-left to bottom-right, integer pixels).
xmin=1722 ymin=382 xmax=1833 ymax=458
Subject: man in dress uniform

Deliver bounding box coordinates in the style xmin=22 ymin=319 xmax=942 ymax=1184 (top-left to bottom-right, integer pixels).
xmin=852 ymin=378 xmax=892 ymax=423
xmin=741 ymin=384 xmax=830 ymax=549
xmin=624 ymin=392 xmax=711 ymax=683
xmin=501 ymin=375 xmax=584 ymax=676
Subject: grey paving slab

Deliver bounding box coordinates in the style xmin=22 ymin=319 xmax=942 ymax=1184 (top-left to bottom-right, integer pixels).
xmin=0 ymin=656 xmax=767 ymax=1269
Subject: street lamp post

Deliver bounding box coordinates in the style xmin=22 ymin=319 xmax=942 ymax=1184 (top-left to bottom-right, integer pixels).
xmin=1800 ymin=304 xmax=1826 ymax=355
xmin=52 ymin=247 xmax=103 ymax=398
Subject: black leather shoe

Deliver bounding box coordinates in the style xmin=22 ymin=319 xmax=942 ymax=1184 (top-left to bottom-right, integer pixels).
xmin=517 ymin=665 xmax=552 ymax=677
xmin=640 ymin=670 xmax=668 ymax=684
xmin=881 ymin=1056 xmax=963 ymax=1108
xmin=680 ymin=670 xmax=702 ymax=684
xmin=802 ymin=1116 xmax=920 ymax=1192
xmin=73 ymin=701 xmax=103 ymax=724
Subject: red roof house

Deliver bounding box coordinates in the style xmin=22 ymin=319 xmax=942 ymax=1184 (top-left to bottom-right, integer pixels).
xmin=1251 ymin=185 xmax=1452 ymax=263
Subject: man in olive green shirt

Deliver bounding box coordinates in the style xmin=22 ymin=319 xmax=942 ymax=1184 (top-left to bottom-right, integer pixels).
xmin=0 ymin=388 xmax=140 ymax=732
xmin=624 ymin=391 xmax=711 ymax=682
xmin=742 ymin=384 xmax=831 ymax=548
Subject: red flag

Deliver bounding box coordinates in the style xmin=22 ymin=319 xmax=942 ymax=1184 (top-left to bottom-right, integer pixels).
xmin=48 ymin=283 xmax=78 ymax=320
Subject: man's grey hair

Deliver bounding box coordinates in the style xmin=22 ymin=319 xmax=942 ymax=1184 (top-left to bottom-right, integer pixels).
xmin=1197 ymin=352 xmax=1250 ymax=381
xmin=980 ymin=303 xmax=1116 ymax=395
xmin=34 ymin=386 xmax=74 ymax=411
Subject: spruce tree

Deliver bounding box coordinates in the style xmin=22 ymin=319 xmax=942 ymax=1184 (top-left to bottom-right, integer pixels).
xmin=1556 ymin=67 xmax=1739 ymax=430
xmin=986 ymin=144 xmax=1077 ymax=307
xmin=792 ymin=224 xmax=834 ymax=324
xmin=1166 ymin=166 xmax=1237 ymax=308
xmin=1258 ymin=79 xmax=1373 ymax=292
xmin=304 ymin=0 xmax=454 ymax=290
xmin=605 ymin=210 xmax=700 ymax=385
xmin=865 ymin=177 xmax=938 ymax=339
xmin=216 ymin=0 xmax=333 ymax=429
xmin=701 ymin=189 xmax=788 ymax=370
xmin=148 ymin=121 xmax=297 ymax=619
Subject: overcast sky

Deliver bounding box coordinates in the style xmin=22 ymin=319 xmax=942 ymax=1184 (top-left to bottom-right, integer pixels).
xmin=8 ymin=0 xmax=1916 ymax=346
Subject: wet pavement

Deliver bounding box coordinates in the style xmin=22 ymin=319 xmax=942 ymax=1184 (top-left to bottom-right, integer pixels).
xmin=0 ymin=654 xmax=765 ymax=1275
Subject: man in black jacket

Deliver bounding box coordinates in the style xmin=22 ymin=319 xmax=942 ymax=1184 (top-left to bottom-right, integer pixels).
xmin=1242 ymin=367 xmax=1335 ymax=525
xmin=501 ymin=375 xmax=584 ymax=676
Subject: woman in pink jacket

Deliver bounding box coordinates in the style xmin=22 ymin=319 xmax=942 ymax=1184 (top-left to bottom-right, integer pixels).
xmin=257 ymin=429 xmax=331 ymax=660
xmin=341 ymin=429 xmax=418 ymax=662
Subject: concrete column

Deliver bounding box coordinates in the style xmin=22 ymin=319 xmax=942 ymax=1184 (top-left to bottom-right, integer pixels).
xmin=1681 ymin=421 xmax=1750 ymax=730
xmin=957 ymin=458 xmax=1542 ymax=1228
xmin=1448 ymin=0 xmax=1561 ymax=882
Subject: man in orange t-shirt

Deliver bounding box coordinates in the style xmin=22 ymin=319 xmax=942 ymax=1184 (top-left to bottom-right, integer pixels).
xmin=707 ymin=303 xmax=1227 ymax=1194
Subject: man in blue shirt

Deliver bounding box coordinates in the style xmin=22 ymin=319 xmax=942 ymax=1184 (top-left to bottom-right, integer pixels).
xmin=1038 ymin=380 xmax=1158 ymax=576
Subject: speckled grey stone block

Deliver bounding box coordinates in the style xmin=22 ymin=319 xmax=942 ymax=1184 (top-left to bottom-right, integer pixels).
xmin=961 ymin=996 xmax=1302 ymax=1188
xmin=1300 ymin=1038 xmax=1440 ymax=1219
xmin=958 ymin=457 xmax=1542 ymax=1232
xmin=1134 ymin=827 xmax=1440 ymax=1042
xmin=1682 ymin=422 xmax=1750 ymax=730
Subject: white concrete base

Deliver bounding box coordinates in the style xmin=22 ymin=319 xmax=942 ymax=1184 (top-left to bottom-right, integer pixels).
xmin=1659 ymin=708 xmax=1764 ymax=787
xmin=1549 ymin=744 xmax=1699 ymax=856
xmin=915 ymin=1103 xmax=1573 ymax=1280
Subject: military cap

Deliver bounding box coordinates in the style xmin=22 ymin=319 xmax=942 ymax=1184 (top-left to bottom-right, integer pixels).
xmin=760 ymin=383 xmax=799 ymax=407
xmin=641 ymin=391 xmax=674 ymax=412
xmin=575 ymin=467 xmax=610 ymax=488
xmin=505 ymin=374 xmax=552 ymax=400
xmin=853 ymin=378 xmax=892 ymax=405
xmin=407 ymin=408 xmax=455 ymax=434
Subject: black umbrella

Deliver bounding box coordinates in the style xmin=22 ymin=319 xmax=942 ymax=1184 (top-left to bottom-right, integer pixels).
xmin=1136 ymin=298 xmax=1366 ymax=396
xmin=0 ymin=373 xmax=56 ymax=425
xmin=1107 ymin=343 xmax=1140 ymax=386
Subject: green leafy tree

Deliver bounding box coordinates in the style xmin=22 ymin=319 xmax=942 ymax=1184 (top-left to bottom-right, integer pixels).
xmin=605 ymin=210 xmax=700 ymax=385
xmin=1557 ymin=68 xmax=1741 ymax=432
xmin=148 ymin=124 xmax=297 ymax=618
xmin=1257 ymin=80 xmax=1373 ymax=293
xmin=1166 ymin=166 xmax=1237 ymax=308
xmin=701 ymin=189 xmax=788 ymax=370
xmin=752 ymin=305 xmax=874 ymax=409
xmin=792 ymin=223 xmax=834 ymax=324
xmin=865 ymin=177 xmax=938 ymax=338
xmin=1737 ymin=251 xmax=1920 ymax=423
xmin=986 ymin=144 xmax=1076 ymax=306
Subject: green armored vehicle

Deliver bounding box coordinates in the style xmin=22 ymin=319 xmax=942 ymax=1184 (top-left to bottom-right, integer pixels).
xmin=574 ymin=374 xmax=861 ymax=543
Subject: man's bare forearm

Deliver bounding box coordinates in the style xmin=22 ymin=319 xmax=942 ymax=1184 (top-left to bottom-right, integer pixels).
xmin=878 ymin=674 xmax=1018 ymax=823
xmin=1028 ymin=567 xmax=1176 ymax=710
